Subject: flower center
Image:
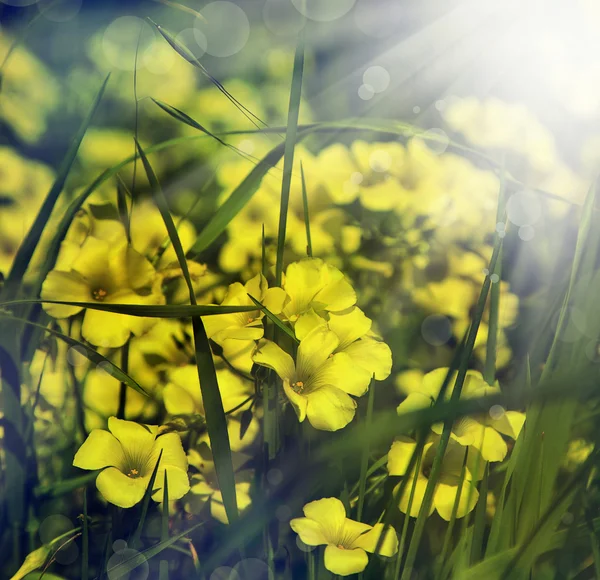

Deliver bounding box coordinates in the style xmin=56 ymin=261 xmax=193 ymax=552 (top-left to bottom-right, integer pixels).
xmin=92 ymin=288 xmax=108 ymax=301
xmin=337 ymin=544 xmax=346 ymax=550
xmin=291 ymin=380 xmax=305 ymax=393
xmin=126 ymin=468 xmax=141 ymax=478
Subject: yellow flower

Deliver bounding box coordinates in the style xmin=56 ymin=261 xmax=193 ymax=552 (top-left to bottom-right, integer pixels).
xmin=387 ymin=436 xmax=479 ymax=520
xmin=41 ymin=233 xmax=165 ymax=348
xmin=163 ymin=366 xmax=257 ymax=451
xmin=290 ymin=497 xmax=398 ymax=576
xmin=73 ymin=417 xmax=189 ymax=508
xmin=203 ymin=274 xmax=287 ymax=343
xmin=184 ymin=441 xmax=253 ymax=524
xmin=295 ymin=306 xmax=393 ymax=392
xmin=282 ymin=258 xmax=356 ymax=322
xmin=396 ymin=368 xmax=525 ymax=462
xmin=253 ymin=327 xmax=360 ymax=431
xmin=83 ymin=367 xmax=157 ymax=432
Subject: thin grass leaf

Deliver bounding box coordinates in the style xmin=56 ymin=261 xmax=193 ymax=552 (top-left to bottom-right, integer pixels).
xmin=152 ymin=98 xmax=256 ymax=163
xmin=35 ymin=472 xmax=99 ymax=499
xmin=116 ymin=176 xmax=131 ymax=243
xmin=469 ymin=464 xmax=489 ymax=566
xmin=2 ymin=74 xmax=110 ymax=301
xmin=247 ymin=295 xmax=298 ymax=343
xmin=498 ymin=452 xmax=597 ymax=580
xmin=189 ymin=140 xmax=288 ymax=256
xmin=151 ymin=0 xmax=207 ymax=20
xmin=300 ymin=162 xmax=312 ymax=257
xmin=2 ymin=299 xmax=256 ymax=318
xmin=109 ymin=521 xmax=204 ymax=579
xmin=275 ymin=22 xmax=305 ymax=285
xmin=357 ymin=380 xmax=375 ymax=522
xmin=130 ymin=451 xmax=163 ymax=550
xmin=261 ymin=224 xmax=267 ymax=277
xmin=542 ymin=179 xmax=598 ymax=380
xmin=159 ymin=472 xmax=169 ymax=580
xmin=136 ymin=140 xmax=239 ymax=523
xmin=401 ymin=226 xmax=504 ymax=580
xmin=0 ymin=312 xmax=148 ymax=397
xmin=82 ymin=489 xmax=89 ymax=580
xmin=149 ymin=19 xmax=268 ymax=131
xmin=484 ymin=164 xmax=506 ymax=384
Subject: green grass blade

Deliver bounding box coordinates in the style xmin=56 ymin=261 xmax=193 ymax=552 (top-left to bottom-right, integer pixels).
xmin=116 ymin=176 xmax=131 ymax=243
xmin=130 ymin=451 xmax=163 ymax=550
xmin=188 ymin=140 xmax=288 ymax=257
xmin=82 ymin=488 xmax=89 ymax=580
xmin=357 ymin=380 xmax=375 ymax=522
xmin=136 ymin=139 xmax=239 ymax=524
xmin=275 ymin=22 xmax=305 ymax=286
xmin=542 ymin=179 xmax=598 ymax=380
xmin=0 ymin=312 xmax=148 ymax=397
xmin=149 ymin=19 xmax=268 ymax=131
xmin=438 ymin=451 xmax=469 ymax=575
xmin=34 ymin=472 xmax=99 ymax=499
xmin=159 ymin=471 xmax=169 ymax=580
xmin=247 ymin=295 xmax=298 ymax=343
xmin=109 ymin=521 xmax=205 ymax=579
xmin=483 ymin=164 xmax=506 ymax=384
xmin=469 ymin=464 xmax=489 ymax=566
xmin=1 ymin=74 xmax=110 ymax=301
xmin=401 ymin=221 xmax=504 ymax=580
xmin=2 ymin=300 xmax=257 ymax=318
xmin=498 ymin=451 xmax=597 ymax=580
xmin=300 ymin=162 xmax=312 ymax=257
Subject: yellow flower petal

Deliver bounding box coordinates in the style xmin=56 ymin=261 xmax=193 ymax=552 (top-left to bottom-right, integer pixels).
xmin=324 ymin=545 xmax=369 ymax=576
xmin=490 ymin=411 xmax=525 ymax=440
xmin=434 ymin=480 xmax=479 ymax=521
xmin=387 ymin=437 xmax=421 ymax=477
xmin=96 ymin=466 xmax=148 ymax=508
xmin=294 ymin=310 xmax=327 ymax=341
xmin=394 ymin=370 xmax=425 ymax=396
xmin=289 ymin=517 xmax=329 ymax=546
xmin=342 ymin=337 xmax=392 ymax=381
xmin=151 ymin=466 xmax=190 ymax=502
xmin=394 ymin=476 xmax=433 ymax=518
xmin=163 ymin=383 xmax=199 ymax=416
xmin=302 ymin=497 xmax=347 ymax=538
xmin=351 ymin=523 xmax=399 ymax=557
xmin=253 ymin=339 xmax=295 ymax=380
xmin=396 ymin=392 xmax=433 ymax=416
xmin=73 ymin=429 xmax=125 ymax=470
xmin=81 ymin=307 xmax=133 ymax=348
xmin=70 ymin=236 xmax=110 ymax=282
xmin=305 ymin=386 xmax=356 ymax=431
xmin=108 ymin=416 xmax=157 ymax=451
xmin=328 ymin=307 xmax=371 ymax=350
xmin=41 ymin=270 xmax=89 ymax=318
xmin=296 ymin=327 xmax=339 ymax=379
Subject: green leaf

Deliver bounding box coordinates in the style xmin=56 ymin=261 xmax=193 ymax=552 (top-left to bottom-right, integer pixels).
xmin=2 ymin=300 xmax=257 ymax=318
xmin=247 ymin=295 xmax=298 ymax=343
xmin=149 ymin=20 xmax=267 ymax=131
xmin=2 ymin=74 xmax=110 ymax=301
xmin=136 ymin=140 xmax=239 ymax=524
xmin=108 ymin=521 xmax=204 ymax=579
xmin=159 ymin=471 xmax=170 ymax=580
xmin=189 ymin=140 xmax=288 ymax=256
xmin=300 ymin=162 xmax=312 ymax=258
xmin=275 ymin=22 xmax=305 ymax=285
xmin=130 ymin=451 xmax=163 ymax=550
xmin=0 ymin=312 xmax=148 ymax=397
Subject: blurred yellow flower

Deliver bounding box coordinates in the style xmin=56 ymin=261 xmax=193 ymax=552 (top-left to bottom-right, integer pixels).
xmin=290 ymin=497 xmax=398 ymax=576
xmin=41 ymin=233 xmax=165 ymax=347
xmin=387 ymin=435 xmax=479 ymax=520
xmin=185 ymin=441 xmax=253 ymax=524
xmin=73 ymin=417 xmax=189 ymax=508
xmin=396 ymin=368 xmax=525 ymax=462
